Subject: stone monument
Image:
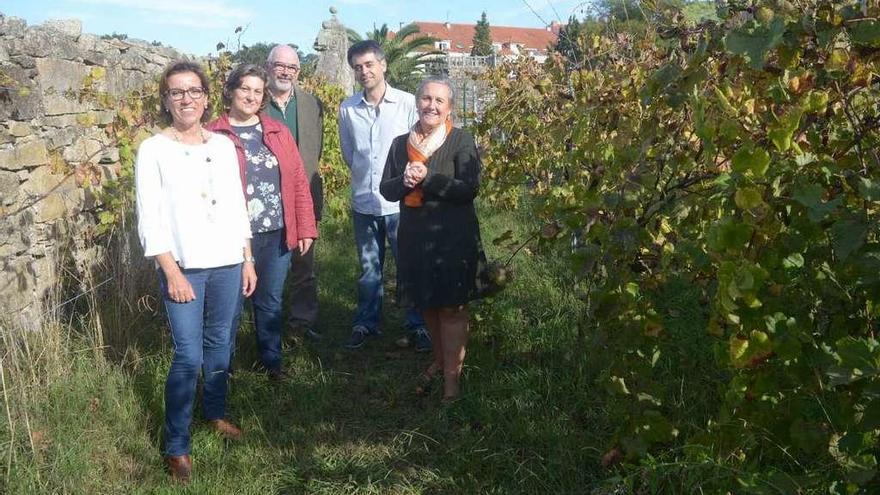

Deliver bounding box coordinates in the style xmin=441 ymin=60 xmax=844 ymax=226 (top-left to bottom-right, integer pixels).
xmin=313 ymin=7 xmax=354 ymax=93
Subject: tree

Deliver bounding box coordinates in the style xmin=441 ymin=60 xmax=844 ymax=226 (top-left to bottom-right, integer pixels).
xmin=552 ymin=15 xmax=591 ymax=66
xmin=232 ymin=42 xmax=273 ymax=65
xmin=232 ymin=42 xmax=305 ymax=67
xmin=471 ymin=12 xmax=493 ymax=56
xmin=100 ymin=32 xmax=128 ymax=41
xmin=348 ymin=23 xmax=439 ymax=93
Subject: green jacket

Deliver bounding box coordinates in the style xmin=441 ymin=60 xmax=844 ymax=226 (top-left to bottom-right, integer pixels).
xmin=266 ymin=86 xmax=325 ymax=220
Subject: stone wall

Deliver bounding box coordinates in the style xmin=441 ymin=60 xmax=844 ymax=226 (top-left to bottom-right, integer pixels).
xmin=0 ymin=13 xmax=183 ymax=324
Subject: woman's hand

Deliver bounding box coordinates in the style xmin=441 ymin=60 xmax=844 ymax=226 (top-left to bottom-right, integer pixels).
xmin=404 ymin=161 xmax=428 ymax=188
xmin=166 ymin=270 xmax=196 ymax=303
xmin=242 ymin=261 xmax=257 ymax=297
xmin=298 ymin=238 xmax=315 ymax=255
xmin=156 ymin=252 xmax=195 ymax=303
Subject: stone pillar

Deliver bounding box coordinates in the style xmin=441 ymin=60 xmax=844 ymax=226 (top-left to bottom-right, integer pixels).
xmin=313 ymin=7 xmax=355 ymax=93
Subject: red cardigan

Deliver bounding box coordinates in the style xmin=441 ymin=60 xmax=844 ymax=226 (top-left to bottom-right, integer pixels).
xmin=207 ymin=113 xmax=318 ymax=249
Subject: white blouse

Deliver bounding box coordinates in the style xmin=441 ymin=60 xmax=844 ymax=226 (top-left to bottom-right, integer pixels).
xmin=136 ymin=133 xmax=251 ymax=269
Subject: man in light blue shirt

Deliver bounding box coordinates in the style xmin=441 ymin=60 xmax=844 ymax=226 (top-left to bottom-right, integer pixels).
xmin=338 ymin=40 xmax=429 ymax=351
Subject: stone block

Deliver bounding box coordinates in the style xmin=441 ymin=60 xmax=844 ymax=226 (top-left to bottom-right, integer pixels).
xmin=0 ymin=15 xmax=27 ymax=38
xmin=20 ymin=27 xmax=80 ymax=60
xmin=0 ymin=139 xmax=50 ymax=170
xmin=9 ymin=55 xmax=36 ymax=68
xmin=0 ymin=239 xmax=26 ymax=259
xmin=0 ymin=214 xmax=29 ymax=257
xmin=63 ymin=134 xmax=106 ymax=164
xmin=0 ymin=169 xmax=19 ymax=205
xmin=0 ymin=63 xmax=43 ymax=120
xmin=21 ymin=165 xmax=76 ymax=198
xmin=41 ymin=19 xmax=82 ymax=39
xmin=35 ymin=58 xmax=93 ymax=116
xmin=83 ymin=50 xmax=109 ymax=67
xmin=32 ymin=192 xmax=67 ymax=223
xmin=105 ymin=65 xmax=154 ymax=96
xmin=43 ymin=126 xmax=80 ymax=151
xmin=95 ymin=110 xmax=115 ymax=125
xmin=0 ymin=259 xmax=37 ymax=318
xmin=78 ymin=33 xmax=99 ymax=53
xmin=7 ymin=121 xmax=32 ymax=137
xmin=118 ymin=51 xmax=147 ymax=71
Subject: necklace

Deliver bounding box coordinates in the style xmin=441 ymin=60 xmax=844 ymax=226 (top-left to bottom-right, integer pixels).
xmin=171 ymin=127 xmax=211 ymax=158
xmin=172 ymin=126 xmax=217 ymax=221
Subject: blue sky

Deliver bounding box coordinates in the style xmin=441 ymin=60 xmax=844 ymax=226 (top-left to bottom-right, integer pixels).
xmin=2 ymin=1 xmax=590 ymax=56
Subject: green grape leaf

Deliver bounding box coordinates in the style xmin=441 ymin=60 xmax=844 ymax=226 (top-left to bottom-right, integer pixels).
xmin=836 ymin=336 xmax=879 ymax=370
xmin=723 ymin=18 xmax=787 ymax=70
xmin=862 ymin=401 xmax=880 ymax=430
xmin=783 ymin=253 xmax=805 ymax=269
xmin=768 ymin=109 xmax=803 ymax=152
xmin=849 ymin=20 xmax=880 ymax=48
xmin=859 ymin=178 xmax=880 ymax=202
xmin=831 ymin=216 xmax=867 ymax=261
xmin=732 ymin=146 xmax=770 ymax=177
xmin=793 ymin=184 xmax=840 ymax=222
xmin=708 ymin=219 xmax=753 ymax=252
xmin=638 ymin=410 xmax=678 ymax=444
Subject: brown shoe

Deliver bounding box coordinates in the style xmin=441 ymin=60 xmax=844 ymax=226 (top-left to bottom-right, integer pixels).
xmin=208 ymin=419 xmax=242 ymax=441
xmin=267 ymin=368 xmax=290 ymax=382
xmin=165 ymin=454 xmax=191 ymax=484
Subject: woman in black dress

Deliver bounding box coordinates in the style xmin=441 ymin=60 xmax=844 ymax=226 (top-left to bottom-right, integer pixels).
xmin=380 ymin=76 xmax=485 ymax=401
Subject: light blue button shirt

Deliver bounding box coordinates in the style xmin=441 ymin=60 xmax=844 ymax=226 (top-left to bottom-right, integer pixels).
xmin=338 ymin=85 xmax=417 ymax=216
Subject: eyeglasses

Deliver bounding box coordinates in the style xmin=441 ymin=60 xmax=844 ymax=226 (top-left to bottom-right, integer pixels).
xmin=271 ymin=62 xmax=300 ymax=73
xmin=166 ymin=87 xmax=206 ymax=101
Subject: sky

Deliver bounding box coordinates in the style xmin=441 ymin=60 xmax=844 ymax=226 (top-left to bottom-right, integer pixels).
xmin=1 ymin=0 xmax=592 ymax=57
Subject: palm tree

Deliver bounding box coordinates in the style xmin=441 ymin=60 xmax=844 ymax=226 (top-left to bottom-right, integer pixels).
xmin=348 ymin=23 xmax=440 ymax=93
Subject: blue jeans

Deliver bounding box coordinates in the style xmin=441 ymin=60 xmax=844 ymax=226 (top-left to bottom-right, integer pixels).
xmin=352 ymin=211 xmax=425 ymax=332
xmin=159 ymin=263 xmax=241 ymax=456
xmin=230 ymin=229 xmax=291 ymax=371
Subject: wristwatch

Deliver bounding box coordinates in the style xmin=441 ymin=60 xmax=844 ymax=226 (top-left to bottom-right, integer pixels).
xmin=244 ymin=255 xmax=256 ymax=263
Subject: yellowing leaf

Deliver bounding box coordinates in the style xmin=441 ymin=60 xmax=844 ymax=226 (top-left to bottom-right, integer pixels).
xmin=735 ymin=187 xmax=763 ymax=210
xmin=730 ymin=335 xmax=750 ymax=367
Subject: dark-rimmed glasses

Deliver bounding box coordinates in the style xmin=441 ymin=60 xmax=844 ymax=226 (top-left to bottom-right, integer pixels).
xmin=166 ymin=87 xmax=206 ymax=101
xmin=271 ymin=62 xmax=300 ymax=73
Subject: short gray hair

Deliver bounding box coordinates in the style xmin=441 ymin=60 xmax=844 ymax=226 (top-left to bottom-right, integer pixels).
xmin=416 ymin=76 xmax=456 ymax=106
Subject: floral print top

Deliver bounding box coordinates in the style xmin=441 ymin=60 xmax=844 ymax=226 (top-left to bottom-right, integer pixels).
xmin=233 ymin=122 xmax=283 ymax=233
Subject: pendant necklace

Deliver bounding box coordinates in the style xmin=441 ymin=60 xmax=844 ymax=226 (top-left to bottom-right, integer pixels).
xmin=172 ymin=127 xmax=217 ymax=222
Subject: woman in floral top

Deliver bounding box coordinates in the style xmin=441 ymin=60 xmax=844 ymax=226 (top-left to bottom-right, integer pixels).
xmin=207 ymin=64 xmax=317 ymax=380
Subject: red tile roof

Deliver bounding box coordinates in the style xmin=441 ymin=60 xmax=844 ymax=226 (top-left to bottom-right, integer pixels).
xmin=408 ymin=21 xmax=560 ymax=55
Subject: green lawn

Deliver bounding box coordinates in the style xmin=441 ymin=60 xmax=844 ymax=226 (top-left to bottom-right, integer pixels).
xmin=4 ymin=205 xmax=636 ymax=494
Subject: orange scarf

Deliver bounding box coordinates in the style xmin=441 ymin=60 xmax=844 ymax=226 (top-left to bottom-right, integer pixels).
xmin=404 ymin=119 xmax=453 ymax=207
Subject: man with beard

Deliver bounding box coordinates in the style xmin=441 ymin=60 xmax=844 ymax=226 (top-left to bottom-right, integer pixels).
xmin=337 ymin=40 xmax=430 ymax=351
xmin=264 ymin=44 xmax=325 ymax=341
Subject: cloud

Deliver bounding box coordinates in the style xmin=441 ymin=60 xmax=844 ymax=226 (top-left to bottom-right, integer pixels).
xmin=72 ymin=0 xmax=250 ymax=22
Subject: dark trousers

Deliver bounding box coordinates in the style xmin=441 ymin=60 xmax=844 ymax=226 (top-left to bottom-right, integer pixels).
xmin=287 ymin=238 xmax=318 ymax=329
xmin=230 ymin=229 xmax=291 ymax=372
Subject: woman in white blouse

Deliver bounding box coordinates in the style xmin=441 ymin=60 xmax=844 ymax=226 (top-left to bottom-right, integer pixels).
xmin=135 ymin=60 xmax=256 ymax=484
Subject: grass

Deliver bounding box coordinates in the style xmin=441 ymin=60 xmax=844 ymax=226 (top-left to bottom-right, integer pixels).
xmin=0 ymin=204 xmax=709 ymax=494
